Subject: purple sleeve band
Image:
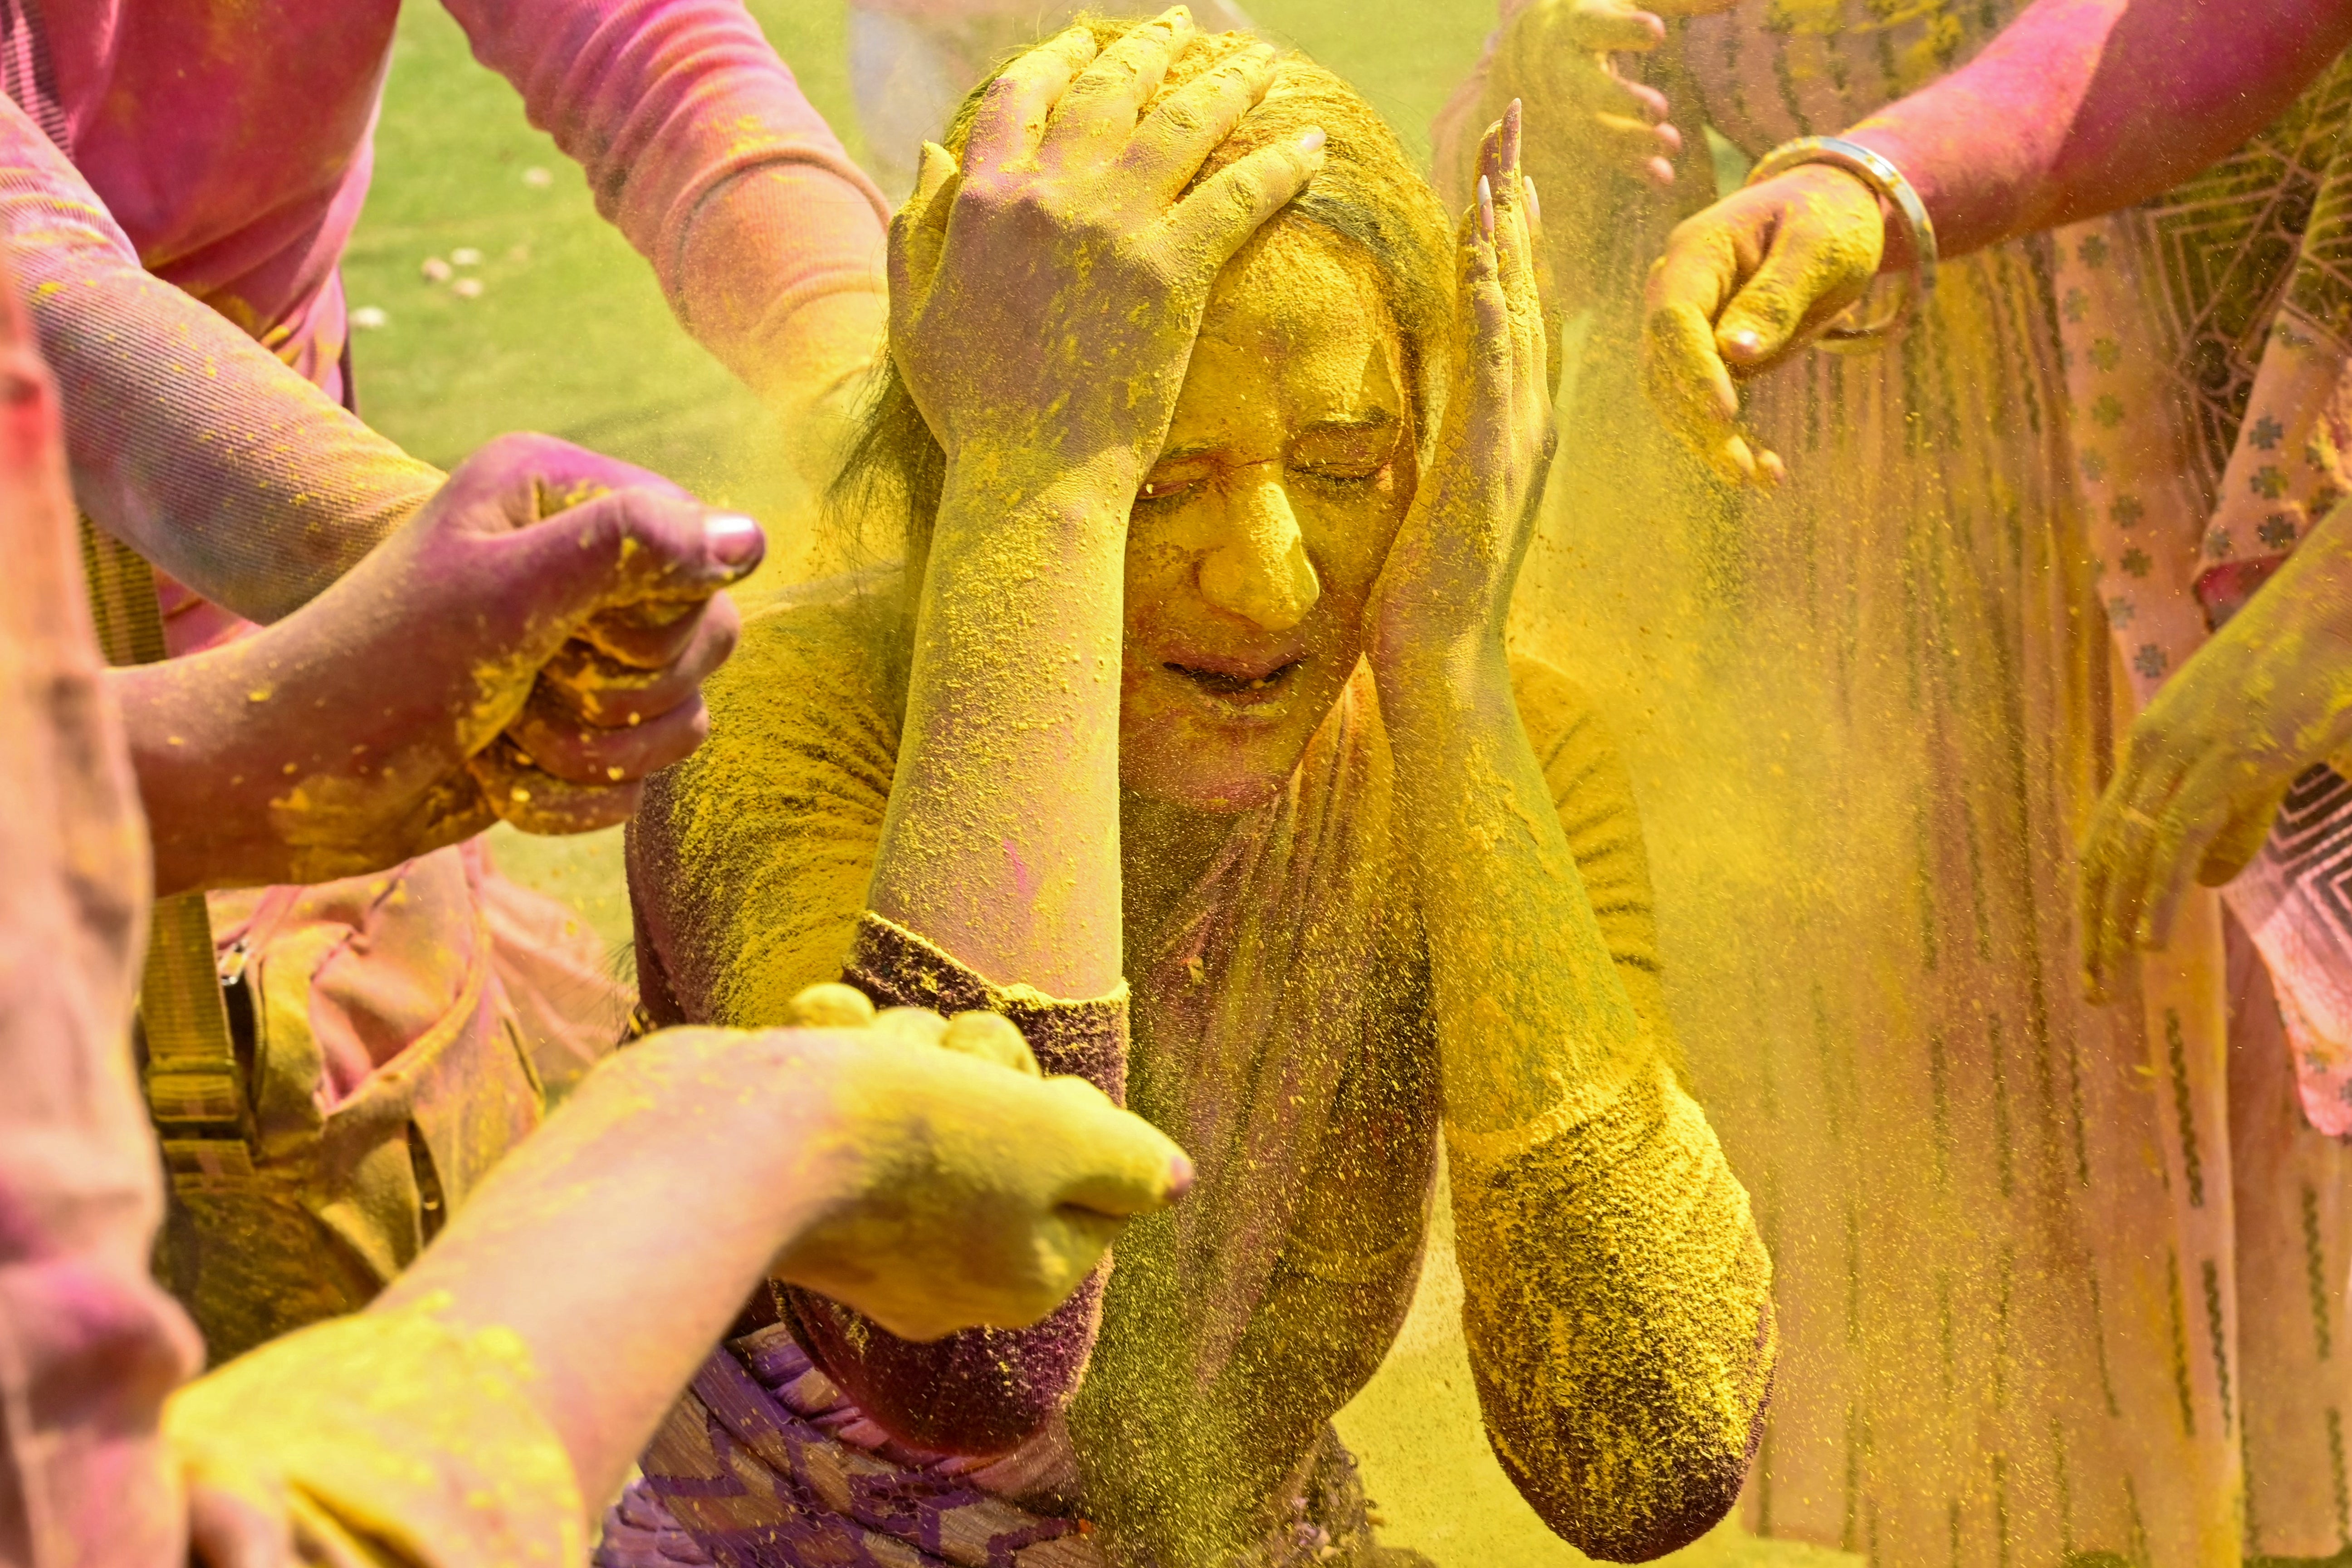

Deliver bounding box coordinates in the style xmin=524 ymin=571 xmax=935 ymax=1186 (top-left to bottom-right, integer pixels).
xmin=781 ymin=913 xmax=1130 ymax=1457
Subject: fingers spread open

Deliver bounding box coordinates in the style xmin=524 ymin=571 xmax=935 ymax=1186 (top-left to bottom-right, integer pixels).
xmin=1122 ymin=40 xmax=1278 ymax=201
xmin=1161 ymin=127 xmax=1326 ymax=273
xmin=962 ymin=24 xmax=1101 ymax=175
xmin=1045 ymin=9 xmax=1193 ymax=155
xmin=1564 ymin=1 xmax=1668 ymax=53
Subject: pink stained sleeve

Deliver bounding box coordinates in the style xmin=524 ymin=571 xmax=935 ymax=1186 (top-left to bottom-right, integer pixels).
xmin=1847 ymin=0 xmax=2352 ymax=263
xmin=0 ymin=99 xmax=444 ymax=626
xmin=0 ymin=322 xmax=202 ymax=1565
xmin=445 ymin=0 xmax=890 ymax=396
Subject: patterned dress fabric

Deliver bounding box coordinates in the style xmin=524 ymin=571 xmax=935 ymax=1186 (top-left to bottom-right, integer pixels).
xmin=1452 ymin=1 xmax=2352 ymax=1561
xmin=2052 ymin=54 xmax=2352 ymax=1146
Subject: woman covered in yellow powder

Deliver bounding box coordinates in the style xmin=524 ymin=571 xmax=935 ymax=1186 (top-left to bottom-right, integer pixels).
xmin=618 ymin=13 xmax=1775 ymax=1567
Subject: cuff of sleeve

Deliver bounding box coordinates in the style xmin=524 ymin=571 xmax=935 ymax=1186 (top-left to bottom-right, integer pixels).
xmin=845 ymin=911 xmax=1129 ymax=1099
xmin=1443 ymin=1052 xmax=1667 ymax=1195
xmin=164 ymin=1292 xmax=582 ymax=1566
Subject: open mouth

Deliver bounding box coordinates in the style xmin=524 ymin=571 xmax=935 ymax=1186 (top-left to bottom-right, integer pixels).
xmin=1165 ymin=657 xmax=1305 ymax=704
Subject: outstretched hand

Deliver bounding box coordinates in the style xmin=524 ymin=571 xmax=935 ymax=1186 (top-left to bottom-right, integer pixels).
xmin=1366 ymin=102 xmax=1558 ymax=675
xmin=768 ymin=983 xmax=1191 ymax=1342
xmin=2079 ymin=508 xmax=2352 ymax=996
xmin=124 ymin=433 xmax=763 ymax=892
xmin=1642 ymin=163 xmax=1887 ymax=486
xmin=886 ymin=9 xmax=1326 ymax=490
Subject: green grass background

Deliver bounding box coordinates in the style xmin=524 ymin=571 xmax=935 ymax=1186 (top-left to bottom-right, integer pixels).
xmin=348 ymin=7 xmax=1846 ymax=1563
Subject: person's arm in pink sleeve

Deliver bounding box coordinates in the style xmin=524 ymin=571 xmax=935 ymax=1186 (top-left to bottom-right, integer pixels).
xmin=0 ymin=246 xmax=203 ymax=1567
xmin=0 ymin=95 xmax=444 ymax=623
xmin=446 ymin=0 xmax=890 ymax=478
xmin=1845 ymin=0 xmax=2352 ymax=264
xmin=1644 ymin=0 xmax=2352 ymax=485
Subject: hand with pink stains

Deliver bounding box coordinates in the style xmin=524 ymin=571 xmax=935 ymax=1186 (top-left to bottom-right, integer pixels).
xmin=1642 ymin=0 xmax=2352 ymax=488
xmin=887 ymin=9 xmax=1325 ymax=490
xmin=115 ymin=434 xmax=763 ymax=895
xmin=1366 ymin=107 xmax=1557 ymax=674
xmin=1641 ymin=162 xmax=1882 ymax=487
xmin=2079 ymin=500 xmax=2352 ymax=997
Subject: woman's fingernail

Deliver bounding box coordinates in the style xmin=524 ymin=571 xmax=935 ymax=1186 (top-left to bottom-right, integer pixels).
xmin=1296 ymin=127 xmax=1326 ymax=156
xmin=1167 ymin=1152 xmax=1196 ymax=1201
xmin=1478 ymin=175 xmax=1495 ymax=240
xmin=704 ymin=512 xmax=765 ymax=571
xmin=1524 ymin=175 xmax=1541 ymax=231
xmin=1723 ymin=328 xmax=1762 ymax=358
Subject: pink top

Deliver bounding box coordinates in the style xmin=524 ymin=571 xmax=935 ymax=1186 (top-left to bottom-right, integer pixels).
xmin=0 ymin=0 xmax=890 ymax=632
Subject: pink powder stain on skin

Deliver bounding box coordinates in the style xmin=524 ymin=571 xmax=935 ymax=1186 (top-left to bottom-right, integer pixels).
xmin=1002 ymin=837 xmax=1036 ymax=902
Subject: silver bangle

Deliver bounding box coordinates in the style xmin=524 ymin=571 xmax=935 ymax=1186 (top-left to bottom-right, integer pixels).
xmin=1745 ymin=134 xmax=1939 ymax=352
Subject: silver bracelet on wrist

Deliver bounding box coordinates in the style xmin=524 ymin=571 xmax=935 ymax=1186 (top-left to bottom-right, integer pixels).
xmin=1745 ymin=134 xmax=1939 ymax=352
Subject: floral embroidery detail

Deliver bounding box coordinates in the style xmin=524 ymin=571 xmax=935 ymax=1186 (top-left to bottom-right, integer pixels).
xmin=2092 ymin=394 xmax=2126 ymax=429
xmin=2250 ymin=415 xmax=2286 ymax=450
xmin=2110 ymin=495 xmax=2145 ymax=527
xmin=2121 ymin=547 xmax=2153 ymax=578
xmin=2205 ymin=527 xmax=2234 ymax=559
xmin=2134 ymin=644 xmax=2169 ymax=681
xmin=2106 ymin=597 xmax=2136 ymax=625
xmin=2080 ymin=450 xmax=2108 ymax=484
xmin=2253 ymin=464 xmax=2290 ymax=498
xmin=2315 ymin=484 xmax=2345 ymax=518
xmin=2062 ymin=287 xmax=2090 ymax=323
xmin=2259 ymin=512 xmax=2301 ymax=550
xmin=2078 ymin=234 xmax=2109 ymax=269
xmin=2089 ymin=337 xmax=2122 ymax=371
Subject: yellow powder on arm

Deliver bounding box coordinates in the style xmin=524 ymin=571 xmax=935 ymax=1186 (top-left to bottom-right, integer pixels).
xmin=1441 ymin=659 xmax=1774 ymax=1558
xmin=633 ymin=578 xmax=904 ymax=1026
xmin=164 ymin=1291 xmax=583 ymax=1567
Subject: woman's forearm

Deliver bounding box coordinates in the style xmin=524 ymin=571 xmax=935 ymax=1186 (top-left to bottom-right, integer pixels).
xmin=1377 ymin=648 xmax=1648 ymax=1133
xmin=1847 ymin=0 xmax=2352 ymax=263
xmin=1379 ymin=655 xmax=1771 ymax=1554
xmin=867 ymin=461 xmax=1134 ymax=997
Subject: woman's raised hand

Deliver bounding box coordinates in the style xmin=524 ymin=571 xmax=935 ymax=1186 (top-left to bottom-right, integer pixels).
xmin=887 ymin=10 xmax=1326 ymax=489
xmin=2078 ymin=507 xmax=2352 ymax=996
xmin=1365 ymin=103 xmax=1556 ymax=674
xmin=1641 ymin=165 xmax=1886 ymax=486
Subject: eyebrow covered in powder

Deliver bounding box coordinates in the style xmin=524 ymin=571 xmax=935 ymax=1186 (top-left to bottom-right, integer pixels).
xmin=1151 ymin=410 xmax=1402 ymax=468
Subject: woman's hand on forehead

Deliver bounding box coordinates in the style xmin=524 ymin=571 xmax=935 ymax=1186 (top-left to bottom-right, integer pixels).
xmin=885 ymin=10 xmax=1330 ymax=501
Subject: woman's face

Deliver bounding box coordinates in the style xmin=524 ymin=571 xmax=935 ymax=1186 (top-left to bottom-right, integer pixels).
xmin=1120 ymin=223 xmax=1415 ymax=811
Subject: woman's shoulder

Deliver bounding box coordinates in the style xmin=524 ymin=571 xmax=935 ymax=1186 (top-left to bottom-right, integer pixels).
xmin=641 ymin=570 xmax=903 ymax=849
xmin=633 ymin=569 xmax=908 ymax=1026
xmin=707 ymin=567 xmax=906 ymax=724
